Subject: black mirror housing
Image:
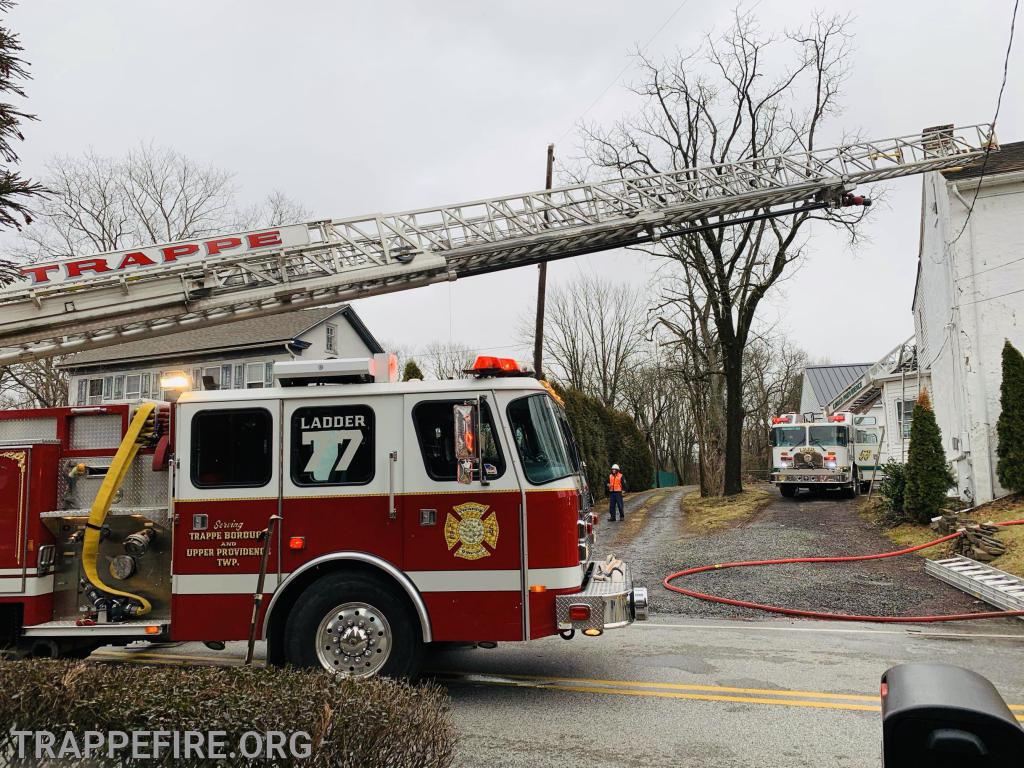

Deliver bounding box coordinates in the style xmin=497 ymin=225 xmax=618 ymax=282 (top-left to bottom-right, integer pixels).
xmin=882 ymin=663 xmax=1024 ymax=767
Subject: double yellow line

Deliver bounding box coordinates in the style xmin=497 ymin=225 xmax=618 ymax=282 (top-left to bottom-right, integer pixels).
xmin=89 ymin=650 xmax=1024 ymax=721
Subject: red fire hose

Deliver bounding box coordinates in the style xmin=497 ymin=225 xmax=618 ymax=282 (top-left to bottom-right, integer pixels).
xmin=663 ymin=520 xmax=1024 ymax=623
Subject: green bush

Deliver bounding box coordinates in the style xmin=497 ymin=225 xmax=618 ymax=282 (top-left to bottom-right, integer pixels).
xmin=904 ymin=389 xmax=955 ymax=524
xmin=558 ymin=386 xmax=653 ymax=498
xmin=0 ymin=660 xmax=456 ymax=768
xmin=402 ymin=359 xmax=425 ymax=381
xmin=997 ymin=340 xmax=1024 ymax=492
xmin=876 ymin=459 xmax=909 ymax=525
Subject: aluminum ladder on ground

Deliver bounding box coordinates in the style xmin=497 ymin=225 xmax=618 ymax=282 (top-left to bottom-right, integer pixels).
xmin=925 ymin=556 xmax=1024 ymax=620
xmin=0 ymin=124 xmax=994 ymax=365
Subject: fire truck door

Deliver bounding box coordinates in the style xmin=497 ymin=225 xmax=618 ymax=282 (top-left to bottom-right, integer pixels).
xmin=0 ymin=447 xmax=29 ymax=592
xmin=400 ymin=393 xmax=525 ymax=642
xmin=854 ymin=426 xmax=885 ymax=476
xmin=281 ymin=395 xmax=405 ymax=571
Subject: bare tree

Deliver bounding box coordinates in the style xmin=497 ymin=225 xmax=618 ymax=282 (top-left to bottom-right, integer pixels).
xmin=4 ymin=145 xmax=308 ymax=407
xmin=741 ymin=333 xmax=807 ymax=475
xmin=584 ymin=10 xmax=865 ymax=494
xmin=422 ymin=341 xmax=473 ymax=380
xmin=527 ymin=273 xmax=648 ymax=406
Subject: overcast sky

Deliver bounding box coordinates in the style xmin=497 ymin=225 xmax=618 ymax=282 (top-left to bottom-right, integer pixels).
xmin=7 ymin=1 xmax=1022 ymax=366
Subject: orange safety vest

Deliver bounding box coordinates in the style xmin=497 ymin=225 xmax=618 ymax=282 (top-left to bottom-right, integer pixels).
xmin=608 ymin=473 xmax=623 ymax=492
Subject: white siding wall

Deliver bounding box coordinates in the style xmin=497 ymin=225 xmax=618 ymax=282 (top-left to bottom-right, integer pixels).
xmin=296 ymin=315 xmax=371 ymax=359
xmin=914 ymin=169 xmax=1024 ymax=503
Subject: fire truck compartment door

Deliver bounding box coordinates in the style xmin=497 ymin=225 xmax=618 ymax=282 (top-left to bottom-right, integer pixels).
xmin=0 ymin=447 xmax=29 ymax=592
xmin=281 ymin=394 xmax=405 ymax=570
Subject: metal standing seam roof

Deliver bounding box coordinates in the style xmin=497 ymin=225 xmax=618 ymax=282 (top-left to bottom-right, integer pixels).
xmin=804 ymin=364 xmax=871 ymax=408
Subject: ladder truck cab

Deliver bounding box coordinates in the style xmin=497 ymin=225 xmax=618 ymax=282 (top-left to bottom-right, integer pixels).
xmin=0 ymin=354 xmax=647 ymax=676
xmin=769 ymin=412 xmax=881 ymax=499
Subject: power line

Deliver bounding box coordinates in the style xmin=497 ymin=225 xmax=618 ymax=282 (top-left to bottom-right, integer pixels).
xmin=951 ymin=0 xmax=1019 ymax=245
xmin=555 ymin=0 xmax=690 ymax=144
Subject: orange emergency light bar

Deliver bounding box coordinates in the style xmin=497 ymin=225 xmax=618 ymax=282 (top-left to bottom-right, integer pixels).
xmin=469 ymin=356 xmax=532 ymax=377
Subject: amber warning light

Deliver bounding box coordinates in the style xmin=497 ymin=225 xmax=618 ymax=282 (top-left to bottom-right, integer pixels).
xmin=469 ymin=356 xmax=533 ymax=377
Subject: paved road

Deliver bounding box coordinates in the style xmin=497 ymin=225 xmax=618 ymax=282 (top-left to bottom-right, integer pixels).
xmin=92 ymin=618 xmax=1024 ymax=768
xmin=87 ymin=488 xmax=1024 ymax=767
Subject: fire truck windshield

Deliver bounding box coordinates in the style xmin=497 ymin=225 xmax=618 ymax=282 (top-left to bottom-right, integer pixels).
xmin=808 ymin=425 xmax=849 ymax=447
xmin=770 ymin=426 xmax=805 ymax=448
xmin=507 ymin=394 xmax=574 ymax=484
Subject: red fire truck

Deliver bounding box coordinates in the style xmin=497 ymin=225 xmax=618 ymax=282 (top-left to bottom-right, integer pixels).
xmin=0 ymin=125 xmax=992 ymax=675
xmin=0 ymin=355 xmax=645 ymax=676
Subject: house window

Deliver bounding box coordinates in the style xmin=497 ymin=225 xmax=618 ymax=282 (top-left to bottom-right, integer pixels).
xmin=896 ymin=399 xmax=915 ymax=439
xmin=113 ymin=375 xmax=125 ymax=400
xmin=88 ymin=379 xmax=104 ymax=405
xmin=246 ymin=363 xmax=266 ymax=388
xmin=234 ymin=364 xmax=244 ymax=389
xmin=125 ymin=374 xmax=141 ymax=400
xmin=326 ymin=323 xmax=338 ymax=354
xmin=221 ymin=364 xmax=233 ymax=389
xmin=201 ymin=366 xmax=221 ymax=390
xmin=141 ymin=373 xmax=152 ymax=399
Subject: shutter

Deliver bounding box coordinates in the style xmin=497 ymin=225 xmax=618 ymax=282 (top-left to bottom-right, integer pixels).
xmin=264 ymin=362 xmax=273 ymax=387
xmin=76 ymin=379 xmax=88 ymax=406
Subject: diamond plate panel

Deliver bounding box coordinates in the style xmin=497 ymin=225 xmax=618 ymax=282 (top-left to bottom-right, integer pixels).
xmin=60 ymin=455 xmax=169 ymax=510
xmin=0 ymin=417 xmax=58 ymax=443
xmin=69 ymin=413 xmax=122 ymax=450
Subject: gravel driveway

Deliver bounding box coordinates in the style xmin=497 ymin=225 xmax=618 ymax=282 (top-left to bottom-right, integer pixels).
xmin=602 ymin=485 xmax=993 ymax=621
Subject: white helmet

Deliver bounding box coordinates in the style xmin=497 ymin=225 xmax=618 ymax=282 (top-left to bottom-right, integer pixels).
xmin=611 ymin=464 xmax=620 ymax=471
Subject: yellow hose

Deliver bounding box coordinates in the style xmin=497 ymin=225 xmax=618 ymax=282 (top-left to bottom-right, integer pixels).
xmin=82 ymin=402 xmax=157 ymax=617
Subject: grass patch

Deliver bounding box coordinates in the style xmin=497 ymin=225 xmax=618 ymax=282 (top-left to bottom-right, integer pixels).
xmin=861 ymin=492 xmax=1024 ymax=576
xmin=681 ymin=485 xmax=775 ymax=533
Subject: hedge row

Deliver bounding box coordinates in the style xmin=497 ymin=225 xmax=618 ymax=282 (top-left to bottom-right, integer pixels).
xmin=0 ymin=660 xmax=456 ymax=767
xmin=559 ymin=386 xmax=654 ymax=499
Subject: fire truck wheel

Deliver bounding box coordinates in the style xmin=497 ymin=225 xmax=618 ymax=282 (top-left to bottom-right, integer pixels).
xmin=779 ymin=484 xmax=797 ymax=498
xmin=284 ymin=573 xmax=423 ymax=678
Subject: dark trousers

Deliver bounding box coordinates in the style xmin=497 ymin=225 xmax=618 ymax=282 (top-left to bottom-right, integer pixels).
xmin=608 ymin=491 xmax=624 ymax=520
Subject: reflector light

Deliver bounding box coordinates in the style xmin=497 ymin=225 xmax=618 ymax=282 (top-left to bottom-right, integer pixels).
xmin=582 ymin=628 xmax=603 ymax=637
xmin=829 ymin=414 xmax=846 ymax=422
xmin=880 ymin=682 xmax=888 ymax=699
xmin=288 ymin=536 xmax=306 ymax=550
xmin=529 ymin=585 xmax=548 ymax=593
xmin=771 ymin=416 xmax=791 ymax=424
xmin=569 ymin=604 xmax=591 ymax=621
xmin=145 ymin=625 xmax=160 ymax=635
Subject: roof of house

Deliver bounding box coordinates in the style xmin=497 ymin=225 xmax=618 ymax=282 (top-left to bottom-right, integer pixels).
xmin=942 ymin=140 xmax=1024 ymax=181
xmin=804 ymin=363 xmax=871 ymax=408
xmin=60 ymin=305 xmax=383 ymax=369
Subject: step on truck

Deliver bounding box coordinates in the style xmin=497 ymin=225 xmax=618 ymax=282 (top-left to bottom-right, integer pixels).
xmin=769 ymin=412 xmax=885 ymax=498
xmin=0 ymin=355 xmax=647 ymax=676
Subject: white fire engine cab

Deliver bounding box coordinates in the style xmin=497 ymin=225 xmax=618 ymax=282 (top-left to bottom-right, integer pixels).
xmin=0 ymin=124 xmax=994 ymax=674
xmin=769 ymin=412 xmax=884 ymax=498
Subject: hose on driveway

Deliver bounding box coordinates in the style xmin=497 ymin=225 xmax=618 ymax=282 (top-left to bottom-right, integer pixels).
xmin=663 ymin=519 xmax=1024 ymax=623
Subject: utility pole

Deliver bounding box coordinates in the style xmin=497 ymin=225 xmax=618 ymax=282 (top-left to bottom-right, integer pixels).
xmin=533 ymin=143 xmax=555 ymax=378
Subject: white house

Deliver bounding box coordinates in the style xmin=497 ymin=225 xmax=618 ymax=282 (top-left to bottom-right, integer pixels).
xmin=59 ymin=305 xmax=383 ymax=406
xmin=912 ymin=138 xmax=1024 ymax=504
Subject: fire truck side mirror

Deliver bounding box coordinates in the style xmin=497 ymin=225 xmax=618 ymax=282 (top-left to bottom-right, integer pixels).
xmin=881 ymin=663 xmax=1024 ymax=766
xmin=453 ymin=403 xmax=478 ymax=485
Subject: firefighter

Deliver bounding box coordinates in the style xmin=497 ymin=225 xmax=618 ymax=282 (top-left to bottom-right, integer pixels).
xmin=607 ymin=464 xmax=625 ymax=522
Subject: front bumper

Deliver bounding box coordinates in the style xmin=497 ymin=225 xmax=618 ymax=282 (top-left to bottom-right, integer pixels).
xmin=772 ymin=470 xmax=850 ymax=484
xmin=555 ymin=563 xmax=648 ymax=633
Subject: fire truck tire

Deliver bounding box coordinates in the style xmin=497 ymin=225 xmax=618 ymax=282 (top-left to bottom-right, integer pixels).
xmin=284 ymin=572 xmax=423 ymax=678
xmin=779 ymin=484 xmax=797 ymax=498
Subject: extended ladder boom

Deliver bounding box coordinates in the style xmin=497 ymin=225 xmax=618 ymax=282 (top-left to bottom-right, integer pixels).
xmin=0 ymin=124 xmax=994 ymax=365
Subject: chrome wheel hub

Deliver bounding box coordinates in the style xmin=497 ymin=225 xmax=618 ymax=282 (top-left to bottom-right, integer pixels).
xmin=315 ymin=602 xmax=392 ymax=676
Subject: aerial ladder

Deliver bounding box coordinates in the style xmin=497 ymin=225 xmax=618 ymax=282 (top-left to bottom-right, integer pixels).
xmin=0 ymin=124 xmax=995 ymax=366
